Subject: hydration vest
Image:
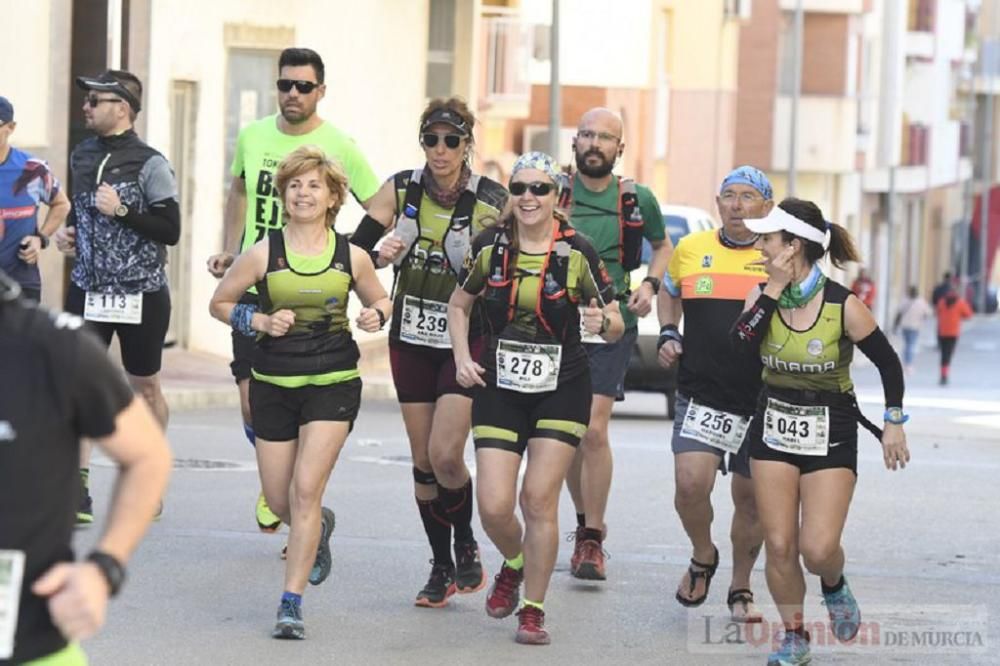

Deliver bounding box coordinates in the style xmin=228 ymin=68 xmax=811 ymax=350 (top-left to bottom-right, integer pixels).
xmin=391 ymin=167 xmax=482 ymax=279
xmin=483 ymin=218 xmax=578 ymax=341
xmin=557 ymin=176 xmax=644 ymax=271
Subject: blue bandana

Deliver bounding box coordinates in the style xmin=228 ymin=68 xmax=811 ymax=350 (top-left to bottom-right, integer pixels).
xmin=511 ymin=151 xmax=562 ymax=190
xmin=720 ymin=165 xmax=773 ymax=201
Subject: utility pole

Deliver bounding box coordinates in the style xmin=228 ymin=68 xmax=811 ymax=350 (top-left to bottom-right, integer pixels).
xmin=876 ymin=0 xmax=903 ymax=328
xmin=787 ymin=0 xmax=804 ymax=196
xmin=548 ymin=0 xmax=561 ymax=160
xmin=979 ymin=5 xmax=998 ymax=312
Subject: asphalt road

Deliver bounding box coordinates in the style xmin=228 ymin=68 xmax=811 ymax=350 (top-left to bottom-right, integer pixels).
xmin=74 ymin=317 xmax=1000 ymax=665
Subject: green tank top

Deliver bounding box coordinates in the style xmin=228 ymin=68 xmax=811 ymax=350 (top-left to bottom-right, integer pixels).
xmin=760 ymin=281 xmax=854 ymax=393
xmin=253 ymin=229 xmax=360 ymax=387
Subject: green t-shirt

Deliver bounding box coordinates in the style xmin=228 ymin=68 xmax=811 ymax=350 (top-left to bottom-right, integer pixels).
xmin=231 ymin=115 xmax=380 ymax=251
xmin=566 ymin=173 xmax=665 ymax=329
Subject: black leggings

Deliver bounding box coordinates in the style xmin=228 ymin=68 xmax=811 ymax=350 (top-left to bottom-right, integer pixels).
xmin=939 ymin=336 xmax=958 ymax=367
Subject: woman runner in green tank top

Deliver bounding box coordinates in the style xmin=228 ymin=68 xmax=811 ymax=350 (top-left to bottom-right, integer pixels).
xmin=730 ymin=198 xmax=911 ymax=666
xmin=210 ymin=146 xmax=391 ymax=640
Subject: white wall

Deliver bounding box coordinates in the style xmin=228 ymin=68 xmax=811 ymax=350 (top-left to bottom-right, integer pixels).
xmin=4 ymin=3 xmax=53 ymax=148
xmin=142 ymin=0 xmax=431 ymax=357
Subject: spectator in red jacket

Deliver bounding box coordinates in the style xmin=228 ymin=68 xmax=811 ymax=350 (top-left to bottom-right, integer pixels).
xmin=935 ymin=287 xmax=974 ymax=386
xmin=851 ymin=268 xmax=876 ymax=309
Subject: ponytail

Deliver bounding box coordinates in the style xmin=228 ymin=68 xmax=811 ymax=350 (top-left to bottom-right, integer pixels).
xmin=826 ymin=222 xmax=859 ymax=269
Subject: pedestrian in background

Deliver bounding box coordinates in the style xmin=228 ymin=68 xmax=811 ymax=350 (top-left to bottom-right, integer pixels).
xmin=894 ymin=285 xmax=932 ymax=375
xmin=850 ymin=267 xmax=876 ymax=310
xmin=936 ymin=285 xmax=973 ymax=386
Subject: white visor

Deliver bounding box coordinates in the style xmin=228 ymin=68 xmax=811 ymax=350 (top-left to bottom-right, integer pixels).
xmin=744 ymin=207 xmax=828 ymax=247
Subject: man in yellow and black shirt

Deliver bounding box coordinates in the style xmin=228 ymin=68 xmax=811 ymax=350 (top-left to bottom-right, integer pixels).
xmin=656 ymin=165 xmax=773 ymax=622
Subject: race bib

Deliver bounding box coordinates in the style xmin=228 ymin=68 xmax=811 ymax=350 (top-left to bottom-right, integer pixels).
xmin=399 ymin=296 xmax=450 ymax=348
xmin=763 ymin=398 xmax=830 ymax=456
xmin=578 ymin=306 xmax=606 ymax=345
xmin=680 ymin=398 xmax=751 ymax=454
xmin=0 ymin=550 xmax=25 ymax=659
xmin=84 ymin=291 xmax=142 ymax=324
xmin=495 ymin=340 xmax=561 ymax=393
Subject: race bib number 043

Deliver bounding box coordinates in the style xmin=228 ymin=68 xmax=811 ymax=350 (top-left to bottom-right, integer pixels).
xmin=763 ymin=398 xmax=830 ymax=456
xmin=84 ymin=291 xmax=143 ymax=325
xmin=0 ymin=550 xmax=25 ymax=659
xmin=399 ymin=296 xmax=450 ymax=348
xmin=680 ymin=398 xmax=751 ymax=454
xmin=495 ymin=340 xmax=561 ymax=393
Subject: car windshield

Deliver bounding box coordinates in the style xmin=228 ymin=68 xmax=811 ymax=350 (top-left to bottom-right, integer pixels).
xmin=641 ymin=215 xmax=689 ymax=264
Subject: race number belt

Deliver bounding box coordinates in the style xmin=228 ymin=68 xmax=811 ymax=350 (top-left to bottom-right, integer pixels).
xmin=399 ymin=296 xmax=450 ymax=348
xmin=495 ymin=339 xmax=561 ymax=393
xmin=680 ymin=398 xmax=751 ymax=454
xmin=578 ymin=306 xmax=606 ymax=345
xmin=84 ymin=291 xmax=143 ymax=324
xmin=0 ymin=550 xmax=25 ymax=659
xmin=763 ymin=397 xmax=830 ymax=456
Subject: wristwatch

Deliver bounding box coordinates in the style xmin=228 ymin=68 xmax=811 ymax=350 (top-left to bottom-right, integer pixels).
xmin=114 ymin=203 xmax=129 ymax=218
xmin=642 ymin=276 xmax=661 ymax=294
xmin=599 ymin=313 xmax=610 ymax=335
xmin=883 ymin=407 xmax=909 ymax=425
xmin=87 ymin=551 xmax=126 ymax=597
xmin=32 ymin=232 xmax=50 ymax=249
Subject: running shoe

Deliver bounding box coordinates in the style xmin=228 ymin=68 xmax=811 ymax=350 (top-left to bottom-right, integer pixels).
xmin=256 ymin=492 xmax=281 ymax=532
xmin=272 ymin=598 xmax=305 ymax=640
xmin=454 ymin=539 xmax=487 ymax=593
xmin=414 ymin=560 xmax=457 ymax=608
xmin=572 ymin=538 xmax=607 ymax=580
xmin=308 ymin=507 xmax=335 ymax=586
xmin=767 ymin=630 xmax=811 ymax=665
xmin=76 ymin=486 xmax=94 ymax=526
xmin=822 ymin=577 xmax=861 ymax=642
xmin=515 ymin=606 xmax=551 ymax=645
xmin=485 ymin=563 xmax=523 ymax=618
xmin=568 ymin=526 xmax=586 ymax=575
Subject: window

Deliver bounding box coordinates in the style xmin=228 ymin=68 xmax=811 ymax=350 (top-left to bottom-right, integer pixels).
xmin=426 ymin=0 xmax=456 ymax=98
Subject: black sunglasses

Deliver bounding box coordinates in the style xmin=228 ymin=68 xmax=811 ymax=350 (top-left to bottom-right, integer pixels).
xmin=276 ymin=79 xmax=318 ymax=94
xmin=509 ymin=181 xmax=554 ymax=196
xmin=86 ymin=95 xmax=124 ymax=108
xmin=421 ymin=133 xmax=463 ymax=150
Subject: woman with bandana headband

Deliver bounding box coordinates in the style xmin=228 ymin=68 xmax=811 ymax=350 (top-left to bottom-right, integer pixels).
xmin=349 ymin=98 xmax=510 ymax=609
xmin=448 ymin=151 xmax=622 ymax=645
xmin=730 ymin=197 xmax=910 ymax=666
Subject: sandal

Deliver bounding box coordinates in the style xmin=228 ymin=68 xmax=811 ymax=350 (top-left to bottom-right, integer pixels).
xmin=675 ymin=546 xmax=719 ymax=608
xmin=727 ymin=588 xmax=763 ymax=623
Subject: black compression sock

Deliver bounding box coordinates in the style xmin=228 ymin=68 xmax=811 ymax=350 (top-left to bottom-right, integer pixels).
xmin=576 ymin=513 xmax=586 ymax=528
xmin=417 ymin=497 xmax=453 ymax=566
xmin=821 ymin=575 xmax=845 ymax=594
xmin=439 ymin=478 xmax=474 ymax=544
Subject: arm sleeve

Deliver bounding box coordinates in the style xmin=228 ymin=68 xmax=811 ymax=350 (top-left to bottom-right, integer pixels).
xmin=637 ymin=186 xmax=665 ymax=242
xmin=71 ymin=330 xmax=135 ymax=439
xmin=855 ymin=327 xmax=905 ymax=408
xmin=729 ymin=292 xmax=778 ymax=357
xmin=119 ymin=198 xmax=181 ymax=245
xmin=349 ymin=214 xmax=388 ymax=251
xmin=576 ymin=240 xmax=617 ymax=306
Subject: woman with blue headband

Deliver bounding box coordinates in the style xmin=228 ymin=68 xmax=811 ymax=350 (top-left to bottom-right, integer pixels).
xmin=448 ymin=151 xmax=623 ymax=645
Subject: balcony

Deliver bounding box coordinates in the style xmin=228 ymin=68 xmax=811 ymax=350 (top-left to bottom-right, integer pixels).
xmin=772 ymin=95 xmax=858 ymax=173
xmin=479 ymin=14 xmax=533 ymax=118
xmin=902 ymin=122 xmax=930 ymax=166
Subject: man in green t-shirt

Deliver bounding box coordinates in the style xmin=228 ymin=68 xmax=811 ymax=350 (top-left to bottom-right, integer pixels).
xmin=563 ymin=107 xmax=672 ymax=581
xmin=206 ymin=48 xmax=379 ymax=532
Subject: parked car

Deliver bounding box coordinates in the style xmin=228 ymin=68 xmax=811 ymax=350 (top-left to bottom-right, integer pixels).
xmin=623 ymin=205 xmax=718 ymax=419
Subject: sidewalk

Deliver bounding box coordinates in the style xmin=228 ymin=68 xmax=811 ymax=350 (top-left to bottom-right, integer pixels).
xmin=160 ymin=339 xmax=395 ymax=411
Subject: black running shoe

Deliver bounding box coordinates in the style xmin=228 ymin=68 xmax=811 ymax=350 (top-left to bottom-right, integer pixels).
xmin=454 ymin=540 xmax=487 ymax=593
xmin=414 ymin=560 xmax=457 ymax=608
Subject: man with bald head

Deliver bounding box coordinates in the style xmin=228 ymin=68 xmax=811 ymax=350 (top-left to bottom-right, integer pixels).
xmin=561 ymin=107 xmax=672 ymax=581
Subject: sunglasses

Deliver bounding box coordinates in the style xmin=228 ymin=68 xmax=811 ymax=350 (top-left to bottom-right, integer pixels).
xmin=421 ymin=132 xmax=463 ymax=149
xmin=86 ymin=95 xmax=124 ymax=108
xmin=276 ymin=79 xmax=319 ymax=94
xmin=509 ymin=181 xmax=554 ymax=197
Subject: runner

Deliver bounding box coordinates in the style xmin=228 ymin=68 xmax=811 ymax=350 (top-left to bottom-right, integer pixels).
xmin=206 ymin=47 xmax=379 ymax=533
xmin=0 ymin=268 xmax=170 ymax=666
xmin=448 ymin=152 xmax=622 ymax=644
xmin=209 ymin=146 xmax=390 ymax=640
xmin=657 ymin=166 xmax=773 ymax=621
xmin=0 ymin=95 xmax=71 ymax=303
xmin=560 ymin=107 xmax=672 ymax=581
xmin=53 ymin=70 xmax=179 ymax=525
xmin=349 ymin=97 xmax=508 ymax=607
xmin=731 ymin=197 xmax=911 ymax=665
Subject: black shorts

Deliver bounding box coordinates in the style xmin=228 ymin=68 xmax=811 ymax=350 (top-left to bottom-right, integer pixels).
xmin=748 ymin=387 xmax=859 ymax=475
xmin=389 ymin=337 xmax=483 ymax=403
xmin=65 ymin=283 xmax=170 ymax=377
xmin=249 ymin=377 xmax=362 ymax=442
xmin=230 ymin=292 xmax=259 ymax=382
xmin=471 ymin=374 xmax=592 ymax=456
xmin=584 ymin=327 xmax=637 ymax=400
